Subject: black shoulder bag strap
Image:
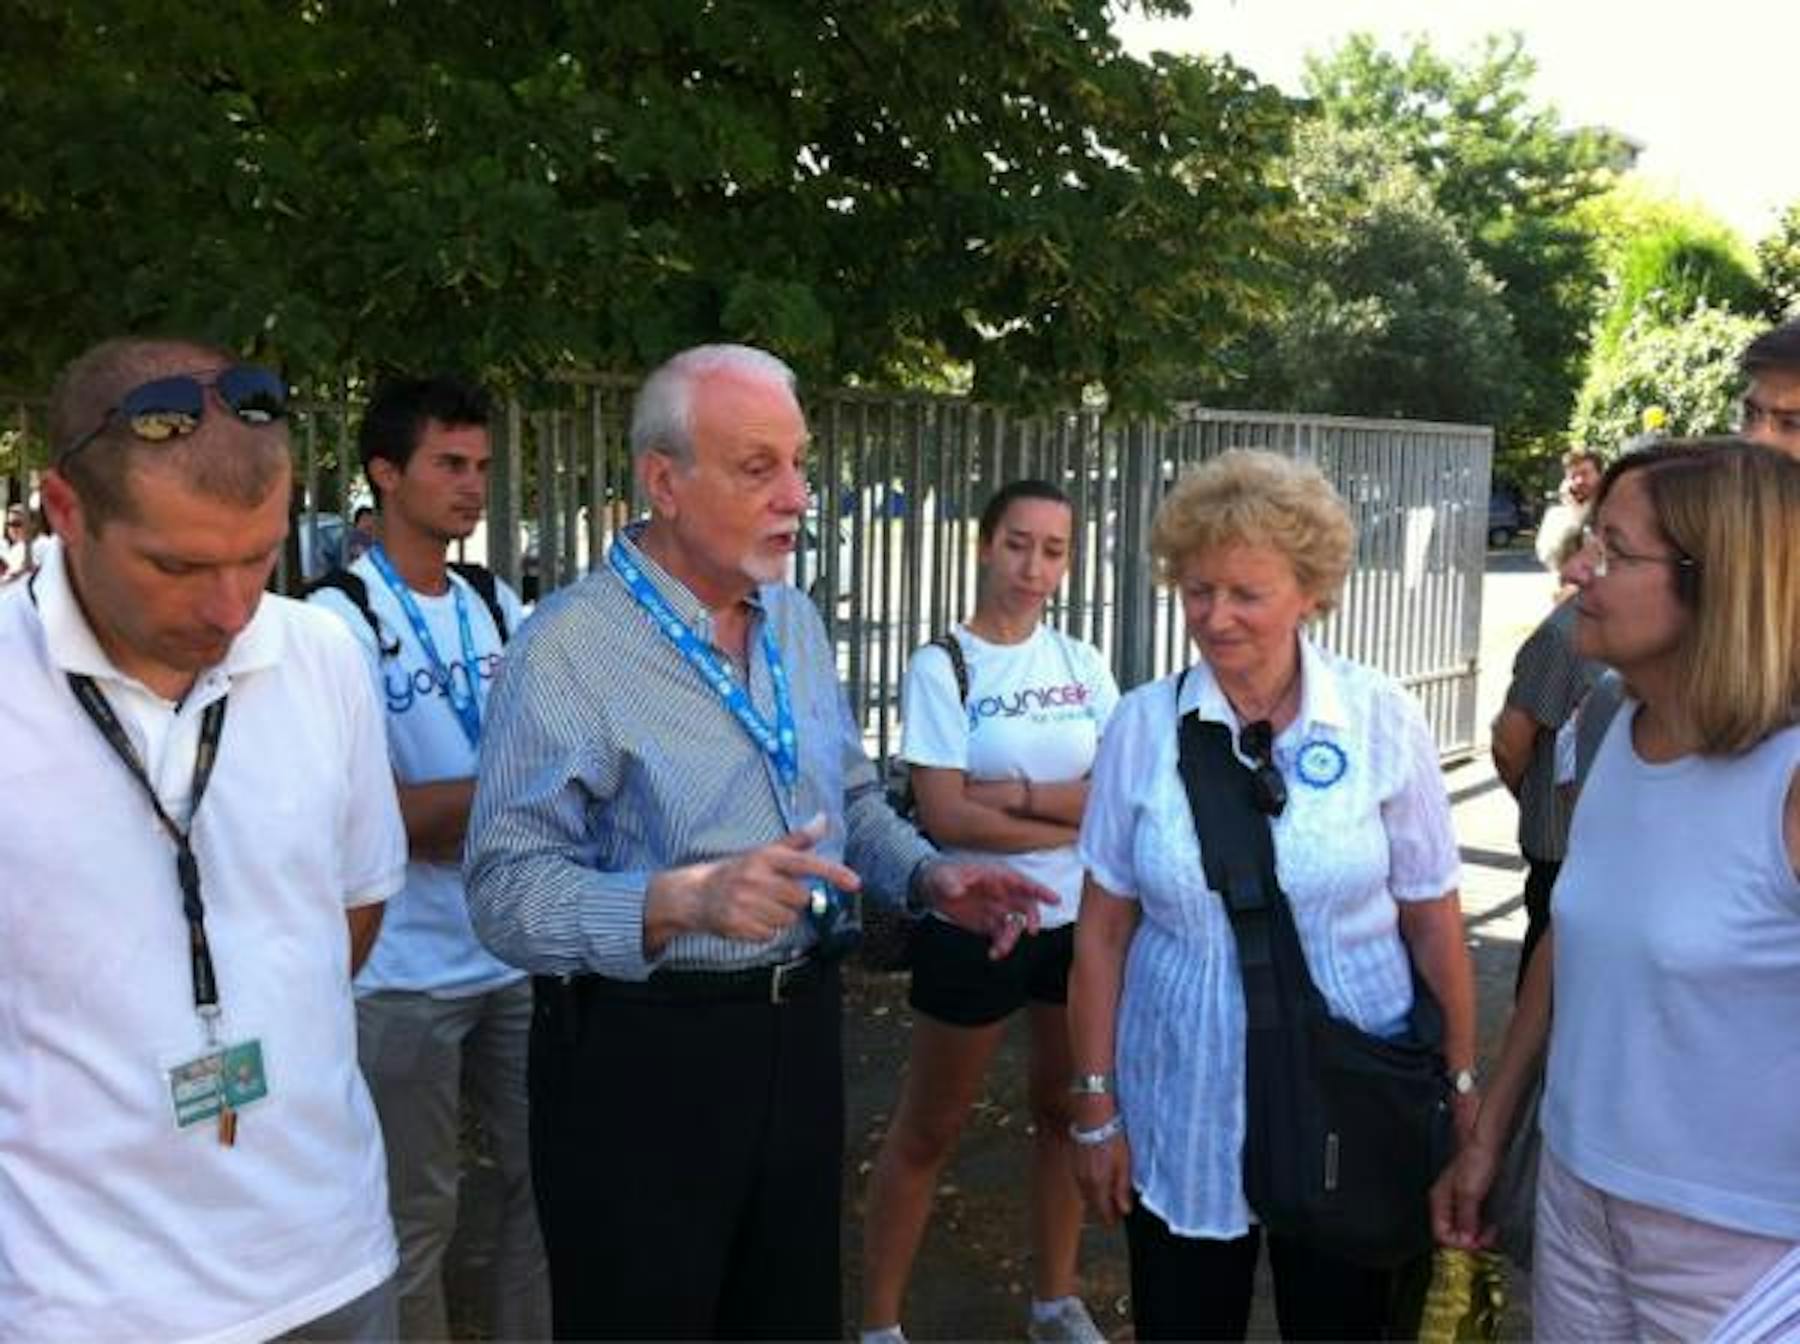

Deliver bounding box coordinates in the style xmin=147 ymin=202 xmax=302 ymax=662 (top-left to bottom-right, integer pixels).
xmin=1171 ymin=672 xmax=1322 ymax=1026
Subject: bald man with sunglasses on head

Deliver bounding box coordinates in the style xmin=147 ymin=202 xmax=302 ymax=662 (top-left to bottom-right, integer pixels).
xmin=0 ymin=335 xmax=408 ymax=1341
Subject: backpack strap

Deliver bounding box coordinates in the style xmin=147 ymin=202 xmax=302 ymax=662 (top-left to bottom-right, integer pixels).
xmin=928 ymin=631 xmax=970 ymax=705
xmin=449 ymin=561 xmax=510 ymax=643
xmin=304 ymin=569 xmax=400 ymax=659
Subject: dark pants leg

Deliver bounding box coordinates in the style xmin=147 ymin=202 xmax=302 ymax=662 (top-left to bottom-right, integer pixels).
xmin=1267 ymin=1233 xmax=1392 ymax=1340
xmin=1124 ymin=1200 xmax=1259 ymax=1341
xmin=1516 ymin=855 xmax=1560 ymax=995
xmin=1124 ymin=1199 xmax=1394 ymax=1342
xmin=528 ymin=971 xmax=844 ymax=1340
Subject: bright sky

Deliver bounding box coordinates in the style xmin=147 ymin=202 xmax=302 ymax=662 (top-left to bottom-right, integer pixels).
xmin=1115 ymin=0 xmax=1800 ymax=241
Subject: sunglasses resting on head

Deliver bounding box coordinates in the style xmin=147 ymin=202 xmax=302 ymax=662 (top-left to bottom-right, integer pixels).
xmin=60 ymin=365 xmax=288 ymax=462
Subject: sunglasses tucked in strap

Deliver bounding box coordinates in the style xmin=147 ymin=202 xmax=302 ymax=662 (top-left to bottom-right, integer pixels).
xmin=1238 ymin=719 xmax=1289 ymax=818
xmin=61 ymin=365 xmax=288 ymax=462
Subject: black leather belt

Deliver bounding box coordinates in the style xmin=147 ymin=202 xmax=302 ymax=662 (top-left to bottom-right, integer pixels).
xmin=550 ymin=954 xmax=828 ymax=1007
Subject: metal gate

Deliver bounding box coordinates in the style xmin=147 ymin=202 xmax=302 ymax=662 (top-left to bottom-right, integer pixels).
xmin=4 ymin=381 xmax=1490 ymax=761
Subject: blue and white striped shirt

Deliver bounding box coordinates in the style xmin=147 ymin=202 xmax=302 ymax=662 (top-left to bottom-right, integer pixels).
xmin=464 ymin=527 xmax=935 ymax=980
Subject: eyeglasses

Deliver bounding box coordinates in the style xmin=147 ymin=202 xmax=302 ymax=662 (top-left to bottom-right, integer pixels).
xmin=1735 ymin=396 xmax=1800 ymax=439
xmin=1579 ymin=524 xmax=1696 ymax=580
xmin=61 ymin=365 xmax=288 ymax=462
xmin=1238 ymin=719 xmax=1288 ymax=817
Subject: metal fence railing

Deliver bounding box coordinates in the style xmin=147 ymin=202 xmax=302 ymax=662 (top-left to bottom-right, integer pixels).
xmin=2 ymin=382 xmax=1491 ymax=762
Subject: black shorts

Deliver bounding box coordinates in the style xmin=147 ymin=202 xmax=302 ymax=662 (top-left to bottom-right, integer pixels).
xmin=907 ymin=918 xmax=1075 ymax=1028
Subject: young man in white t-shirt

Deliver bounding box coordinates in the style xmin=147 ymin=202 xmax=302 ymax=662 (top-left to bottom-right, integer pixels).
xmin=309 ymin=375 xmax=547 ymax=1341
xmin=0 ymin=335 xmax=405 ymax=1341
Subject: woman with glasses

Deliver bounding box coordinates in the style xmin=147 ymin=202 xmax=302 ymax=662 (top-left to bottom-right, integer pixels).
xmin=1067 ymin=449 xmax=1477 ymax=1340
xmin=1434 ymin=440 xmax=1800 ymax=1338
xmin=861 ymin=479 xmax=1119 ymax=1344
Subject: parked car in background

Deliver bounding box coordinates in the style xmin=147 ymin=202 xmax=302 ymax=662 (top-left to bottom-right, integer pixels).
xmin=1486 ymin=483 xmax=1535 ymax=548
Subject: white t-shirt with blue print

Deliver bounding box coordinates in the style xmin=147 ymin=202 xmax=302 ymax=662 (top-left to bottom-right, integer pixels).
xmin=310 ymin=557 xmax=527 ymax=997
xmin=901 ymin=623 xmax=1119 ymax=928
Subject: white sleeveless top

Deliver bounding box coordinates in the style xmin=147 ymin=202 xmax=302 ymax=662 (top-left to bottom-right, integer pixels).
xmin=1545 ymin=704 xmax=1800 ymax=1238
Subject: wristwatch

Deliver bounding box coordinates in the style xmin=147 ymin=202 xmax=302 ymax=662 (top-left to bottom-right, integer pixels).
xmin=1451 ymin=1067 xmax=1480 ymax=1097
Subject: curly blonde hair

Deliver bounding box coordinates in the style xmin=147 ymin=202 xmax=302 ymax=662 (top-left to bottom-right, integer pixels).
xmin=1150 ymin=449 xmax=1356 ymax=614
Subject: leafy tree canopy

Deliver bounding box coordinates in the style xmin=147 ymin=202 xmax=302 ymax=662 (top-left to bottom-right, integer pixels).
xmin=1214 ymin=122 xmax=1522 ymax=426
xmin=1 ymin=0 xmax=1293 ymax=412
xmin=1301 ymin=33 xmax=1626 ymax=449
xmin=1570 ymin=303 xmax=1762 ymax=450
xmin=1591 ymin=226 xmax=1762 ymax=356
xmin=1756 ymin=200 xmax=1800 ymax=321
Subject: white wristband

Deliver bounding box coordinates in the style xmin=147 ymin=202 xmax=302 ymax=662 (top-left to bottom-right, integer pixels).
xmin=1068 ymin=1114 xmax=1125 ymax=1147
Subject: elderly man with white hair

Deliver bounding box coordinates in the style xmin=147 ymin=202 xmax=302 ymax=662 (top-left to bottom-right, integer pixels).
xmin=466 ymin=343 xmax=1052 ymax=1339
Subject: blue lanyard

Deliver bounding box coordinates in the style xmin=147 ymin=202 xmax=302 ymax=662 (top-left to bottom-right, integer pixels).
xmin=368 ymin=544 xmax=484 ymax=748
xmin=608 ymin=541 xmax=800 ymax=792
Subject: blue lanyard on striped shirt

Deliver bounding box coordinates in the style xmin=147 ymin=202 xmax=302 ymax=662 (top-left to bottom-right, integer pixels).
xmin=368 ymin=543 xmax=483 ymax=748
xmin=608 ymin=541 xmax=800 ymax=792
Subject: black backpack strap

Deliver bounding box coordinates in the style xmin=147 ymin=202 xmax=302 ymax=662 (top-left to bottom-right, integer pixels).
xmin=449 ymin=561 xmax=510 ymax=643
xmin=304 ymin=569 xmax=400 ymax=659
xmin=928 ymin=631 xmax=970 ymax=705
xmin=1172 ymin=671 xmax=1320 ymax=1023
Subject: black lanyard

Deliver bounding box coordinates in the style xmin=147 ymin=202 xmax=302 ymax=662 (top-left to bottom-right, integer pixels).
xmin=67 ymin=673 xmax=229 ymax=1036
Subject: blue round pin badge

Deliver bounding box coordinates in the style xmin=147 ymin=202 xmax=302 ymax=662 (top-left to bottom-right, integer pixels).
xmin=1296 ymin=739 xmax=1347 ymax=788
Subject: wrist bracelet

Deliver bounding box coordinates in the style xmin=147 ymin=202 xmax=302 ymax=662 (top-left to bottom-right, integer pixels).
xmin=1068 ymin=1071 xmax=1114 ymax=1097
xmin=1068 ymin=1114 xmax=1125 ymax=1147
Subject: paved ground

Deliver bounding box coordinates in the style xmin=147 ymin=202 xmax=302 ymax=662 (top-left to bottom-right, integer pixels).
xmin=450 ymin=543 xmax=1558 ymax=1340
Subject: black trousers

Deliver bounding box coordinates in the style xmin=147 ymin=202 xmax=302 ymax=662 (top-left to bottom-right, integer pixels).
xmin=1516 ymin=854 xmax=1560 ymax=995
xmin=528 ymin=969 xmax=844 ymax=1340
xmin=1125 ymin=1199 xmax=1392 ymax=1341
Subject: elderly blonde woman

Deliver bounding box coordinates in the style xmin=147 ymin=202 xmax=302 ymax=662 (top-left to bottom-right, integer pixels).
xmin=1068 ymin=449 xmax=1478 ymax=1341
xmin=1435 ymin=440 xmax=1800 ymax=1339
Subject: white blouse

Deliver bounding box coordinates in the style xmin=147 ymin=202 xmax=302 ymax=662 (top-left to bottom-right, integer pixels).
xmin=1077 ymin=636 xmax=1460 ymax=1238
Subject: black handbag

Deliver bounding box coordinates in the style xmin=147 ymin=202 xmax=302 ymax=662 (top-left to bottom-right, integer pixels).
xmin=1175 ymin=699 xmax=1453 ymax=1269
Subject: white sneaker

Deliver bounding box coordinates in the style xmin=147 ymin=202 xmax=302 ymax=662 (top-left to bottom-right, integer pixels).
xmin=1027 ymin=1297 xmax=1106 ymax=1344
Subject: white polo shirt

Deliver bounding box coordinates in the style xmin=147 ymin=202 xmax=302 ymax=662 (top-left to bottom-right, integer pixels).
xmin=0 ymin=541 xmax=406 ymax=1343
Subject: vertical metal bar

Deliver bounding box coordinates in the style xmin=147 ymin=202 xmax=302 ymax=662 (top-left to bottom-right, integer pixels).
xmin=587 ymin=388 xmax=606 ymax=568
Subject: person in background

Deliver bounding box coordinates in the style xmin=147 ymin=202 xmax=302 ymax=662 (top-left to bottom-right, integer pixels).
xmin=0 ymin=503 xmax=46 ymax=584
xmin=861 ymin=479 xmax=1120 ymax=1344
xmin=1534 ymin=448 xmax=1603 ymax=576
xmin=1738 ymin=318 xmax=1800 ymax=458
xmin=346 ymin=501 xmax=378 ymax=562
xmin=1435 ymin=440 xmax=1800 ymax=1338
xmin=308 ymin=376 xmax=546 ymax=1341
xmin=1489 ymin=550 xmax=1602 ymax=986
xmin=1068 ymin=449 xmax=1478 ymax=1340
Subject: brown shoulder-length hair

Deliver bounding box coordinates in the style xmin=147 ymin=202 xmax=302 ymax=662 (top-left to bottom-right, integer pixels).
xmin=1594 ymin=438 xmax=1800 ymax=754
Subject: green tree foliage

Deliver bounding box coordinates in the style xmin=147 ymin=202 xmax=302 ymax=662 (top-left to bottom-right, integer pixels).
xmin=1570 ymin=304 xmax=1762 ymax=449
xmin=0 ymin=1 xmax=1293 ymax=410
xmin=1219 ymin=123 xmax=1522 ymax=425
xmin=1756 ymin=201 xmax=1800 ymax=320
xmin=1301 ymin=33 xmax=1625 ymax=448
xmin=1592 ymin=227 xmax=1761 ymax=356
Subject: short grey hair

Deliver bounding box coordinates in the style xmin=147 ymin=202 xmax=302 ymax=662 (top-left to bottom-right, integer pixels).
xmin=629 ymin=344 xmax=797 ymax=465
